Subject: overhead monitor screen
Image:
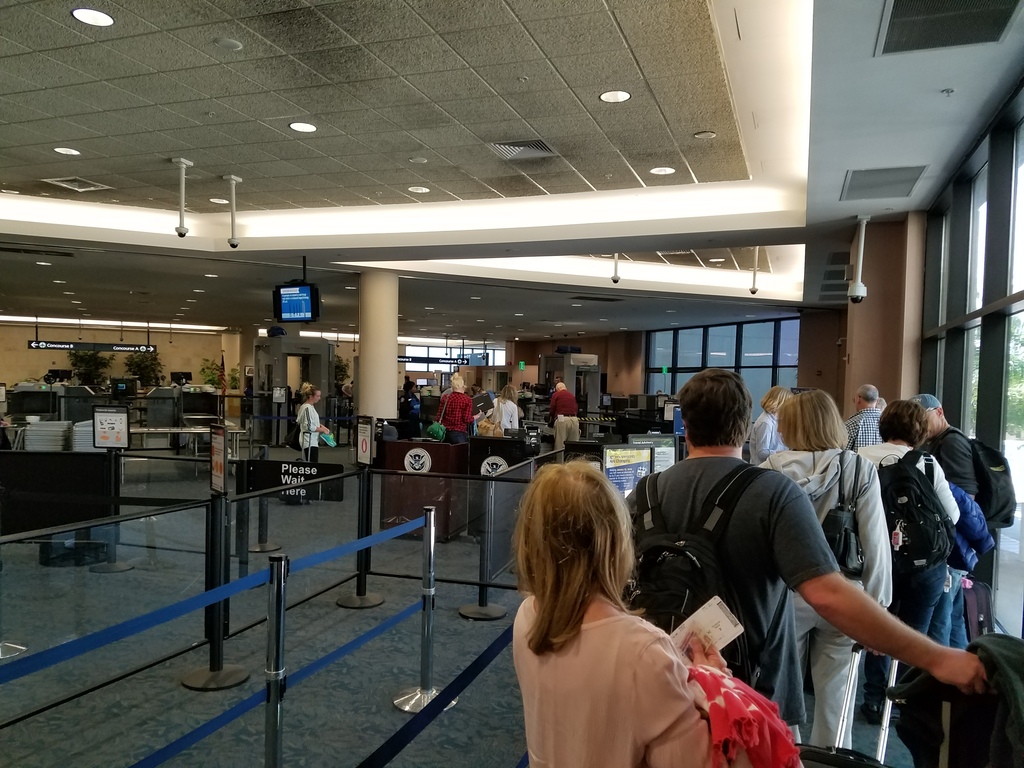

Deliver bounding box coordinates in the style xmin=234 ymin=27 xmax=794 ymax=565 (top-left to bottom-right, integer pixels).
xmin=274 ymin=283 xmax=320 ymax=323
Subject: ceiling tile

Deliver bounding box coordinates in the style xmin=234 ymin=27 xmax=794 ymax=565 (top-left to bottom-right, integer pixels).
xmin=0 ymin=69 xmax=45 ymax=96
xmin=0 ymin=96 xmax=50 ymax=123
xmin=407 ymin=124 xmax=479 ymax=148
xmin=92 ymin=106 xmax=199 ymax=132
xmin=438 ymin=96 xmax=520 ymax=124
xmin=339 ymin=153 xmax=403 ymax=172
xmin=475 ymin=59 xmax=566 ymax=96
xmin=534 ymin=180 xmax=592 ymax=194
xmin=503 ymin=89 xmax=587 ymax=120
xmin=632 ymin=38 xmax=721 ymax=81
xmin=347 ymin=184 xmax=412 ymax=202
xmin=282 ymin=170 xmax=342 ymax=188
xmin=468 ymin=119 xmax=538 ymax=143
xmin=241 ymin=8 xmax=357 ymax=53
xmin=405 ymin=69 xmax=495 ymax=102
xmin=43 ymin=43 xmax=156 ymax=80
xmin=614 ymin=2 xmax=714 ymax=49
xmin=118 ymin=131 xmax=192 ymax=154
xmin=524 ymin=12 xmax=624 ymax=58
xmin=169 ymin=65 xmax=265 ymax=98
xmin=240 ymin=160 xmax=311 ymax=178
xmin=0 ymin=33 xmax=31 ymax=57
xmin=405 ymin=0 xmax=517 ymax=33
xmin=437 ymin=144 xmax=503 ymax=165
xmin=355 ymin=131 xmax=426 ymax=154
xmin=206 ymin=0 xmax=308 ymax=16
xmin=0 ymin=5 xmax=94 ymax=50
xmin=294 ymin=46 xmax=395 ymax=82
xmin=169 ymin=20 xmax=288 ymax=63
xmin=320 ymin=109 xmax=398 ymax=135
xmin=47 ymin=81 xmax=152 ymax=111
xmin=63 ymin=134 xmax=147 ymax=157
xmin=300 ymin=135 xmax=374 ymax=157
xmin=365 ymin=36 xmax=466 ymax=76
xmin=434 ymin=177 xmax=493 ymax=194
xmin=316 ymin=0 xmax=433 ymax=44
xmin=3 ymin=52 xmax=97 ymax=88
xmin=2 ymin=88 xmax=99 ymax=117
xmin=17 ymin=117 xmax=102 ymax=141
xmin=217 ymin=92 xmax=307 ymax=119
xmin=374 ymin=103 xmax=452 ymax=130
xmin=512 ymin=156 xmax=574 ymax=175
xmin=483 ymin=174 xmax=544 ymax=196
xmin=105 ymin=32 xmax=221 ymax=71
xmin=207 ymin=143 xmax=280 ymax=164
xmin=406 ymin=160 xmax=468 ymax=180
xmin=550 ymin=49 xmax=644 ymax=89
xmin=318 ymin=170 xmax=379 ymax=187
xmin=453 ymin=190 xmax=501 ymax=200
xmin=32 ymin=0 xmax=159 ymax=39
xmin=504 ymin=0 xmax=607 ymax=20
xmin=213 ymin=121 xmax=291 ymax=144
xmin=341 ymin=77 xmax=427 ymax=108
xmin=367 ymin=168 xmax=424 ymax=185
xmin=111 ymin=0 xmax=231 ymax=31
xmin=276 ymin=84 xmax=364 ymax=113
xmin=160 ymin=125 xmax=241 ymax=148
xmin=109 ymin=73 xmax=207 ymax=104
xmin=526 ymin=113 xmax=601 ymax=138
xmin=442 ymin=24 xmax=545 ymax=66
xmin=0 ymin=124 xmax=52 ymax=146
xmin=228 ymin=56 xmax=329 ymax=91
xmin=163 ymin=98 xmax=251 ymax=124
xmin=252 ymin=140 xmax=328 ymax=161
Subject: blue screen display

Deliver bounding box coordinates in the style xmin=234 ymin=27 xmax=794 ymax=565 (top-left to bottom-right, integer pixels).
xmin=278 ymin=285 xmax=313 ymax=321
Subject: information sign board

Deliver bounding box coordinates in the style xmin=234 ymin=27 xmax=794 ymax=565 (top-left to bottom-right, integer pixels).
xmin=28 ymin=341 xmax=156 ymax=353
xmin=603 ymin=445 xmax=652 ymax=498
xmin=627 ymin=433 xmax=678 ymax=473
xmin=0 ymin=383 xmax=5 ymax=403
xmin=241 ymin=459 xmax=345 ymax=501
xmin=210 ymin=424 xmax=226 ymax=494
xmin=272 ymin=386 xmax=288 ymax=404
xmin=396 ymin=356 xmax=469 ymax=366
xmin=356 ymin=415 xmax=373 ymax=465
xmin=93 ymin=405 xmax=129 ymax=449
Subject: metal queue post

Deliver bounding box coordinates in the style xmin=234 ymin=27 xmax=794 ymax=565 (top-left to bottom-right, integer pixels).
xmin=458 ymin=480 xmax=507 ymax=621
xmin=265 ymin=554 xmax=288 ymax=768
xmin=394 ymin=505 xmax=456 ymax=713
xmin=337 ymin=416 xmax=383 ymax=609
xmin=181 ymin=423 xmax=250 ymax=691
xmin=249 ymin=446 xmax=280 ymax=554
xmin=90 ymin=405 xmax=133 ymax=574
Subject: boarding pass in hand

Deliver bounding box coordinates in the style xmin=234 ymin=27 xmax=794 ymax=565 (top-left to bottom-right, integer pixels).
xmin=670 ymin=596 xmax=744 ymax=651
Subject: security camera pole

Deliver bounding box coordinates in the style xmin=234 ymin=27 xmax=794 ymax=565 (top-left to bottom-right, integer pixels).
xmin=172 ymin=157 xmax=193 ymax=238
xmin=848 ymin=215 xmax=870 ymax=303
xmin=224 ymin=175 xmax=242 ymax=248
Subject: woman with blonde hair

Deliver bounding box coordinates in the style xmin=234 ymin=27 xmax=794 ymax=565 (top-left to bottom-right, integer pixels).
xmin=514 ymin=462 xmax=798 ymax=768
xmin=750 ymin=386 xmax=792 ymax=462
xmin=436 ymin=374 xmax=474 ymax=444
xmin=760 ymin=389 xmax=891 ymax=749
xmin=478 ymin=383 xmax=520 ymax=435
xmin=296 ymin=382 xmax=331 ymax=462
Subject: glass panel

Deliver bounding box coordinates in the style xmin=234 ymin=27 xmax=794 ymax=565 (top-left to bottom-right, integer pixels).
xmin=778 ymin=320 xmax=799 ymax=366
xmin=969 ymin=165 xmax=988 ymax=311
xmin=741 ymin=368 xmax=773 ymax=421
xmin=1013 ymin=122 xmax=1024 ymax=293
xmin=406 ymin=345 xmax=428 ymax=357
xmin=491 ymin=349 xmax=506 ymax=366
xmin=676 ymin=328 xmax=703 ymax=368
xmin=964 ymin=325 xmax=981 ymax=437
xmin=1001 ymin=313 xmax=1024 ymax=636
xmin=647 ymin=372 xmax=672 ymax=394
xmin=777 ymin=366 xmax=798 ymax=390
xmin=707 ymin=325 xmax=736 ymax=367
xmin=741 ymin=322 xmax=775 ymax=366
xmin=649 ymin=330 xmax=674 ymax=368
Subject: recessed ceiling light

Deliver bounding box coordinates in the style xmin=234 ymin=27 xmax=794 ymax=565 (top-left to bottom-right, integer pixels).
xmin=514 ymin=313 xmax=524 ymax=316
xmin=650 ymin=167 xmax=675 ymax=175
xmin=63 ymin=291 xmax=75 ymax=295
xmin=36 ymin=261 xmax=51 ymax=266
xmin=264 ymin=318 xmax=274 ymax=322
xmin=470 ymin=296 xmax=481 ymax=300
xmin=554 ymin=323 xmax=562 ymax=327
xmin=180 ymin=307 xmax=188 ymax=310
xmin=175 ymin=313 xmax=184 ymax=316
xmin=409 ymin=157 xmax=428 ymax=164
xmin=71 ymin=300 xmax=81 ymax=304
xmin=193 ymin=289 xmax=205 ymax=293
xmin=345 ymin=286 xmax=356 ymax=290
xmin=514 ymin=337 xmax=519 ymax=341
xmin=599 ymin=318 xmax=607 ymax=321
xmin=53 ymin=280 xmax=66 ymax=284
xmin=408 ymin=186 xmax=430 ymax=194
xmin=289 ymin=122 xmax=317 ymax=133
xmin=186 ymin=299 xmax=197 ymax=302
xmin=694 ymin=130 xmax=717 ymax=139
xmin=571 ymin=303 xmax=582 ymax=307
xmin=599 ymin=90 xmax=631 ymax=103
xmin=254 ymin=323 xmax=261 ymax=327
xmin=1 ymin=189 xmax=19 ymax=194
xmin=209 ymin=198 xmax=229 ymax=204
xmin=83 ymin=313 xmax=91 ymax=317
xmin=424 ymin=306 xmax=434 ymax=310
xmin=746 ymin=314 xmax=757 ymax=318
xmin=71 ymin=8 xmax=114 ymax=26
xmin=619 ymin=327 xmax=627 ymax=330
xmin=708 ymin=258 xmax=725 ymax=263
xmin=670 ymin=322 xmax=679 ymax=326
xmin=419 ymin=328 xmax=427 ymax=331
xmin=666 ymin=309 xmax=676 ymax=313
xmin=205 ymin=274 xmax=218 ymax=278
xmin=476 ymin=319 xmax=484 ymax=322
xmin=214 ymin=37 xmax=243 ymax=51
xmin=54 ymin=147 xmax=80 ymax=155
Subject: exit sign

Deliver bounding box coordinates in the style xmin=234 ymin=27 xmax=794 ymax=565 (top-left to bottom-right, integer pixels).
xmin=519 ymin=361 xmax=525 ymax=370
xmin=661 ymin=366 xmax=669 ymax=374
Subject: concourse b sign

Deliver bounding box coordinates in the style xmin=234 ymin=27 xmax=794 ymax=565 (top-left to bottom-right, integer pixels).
xmin=27 ymin=341 xmax=157 ymax=353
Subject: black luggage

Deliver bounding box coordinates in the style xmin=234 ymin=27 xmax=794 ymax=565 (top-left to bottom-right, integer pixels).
xmin=961 ymin=578 xmax=994 ymax=641
xmin=799 ymin=646 xmax=899 ymax=767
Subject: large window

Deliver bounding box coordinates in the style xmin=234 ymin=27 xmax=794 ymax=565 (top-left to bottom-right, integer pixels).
xmin=645 ymin=319 xmax=799 ymax=415
xmin=1001 ymin=314 xmax=1024 ymax=637
xmin=1014 ymin=122 xmax=1024 ymax=293
xmin=969 ymin=165 xmax=988 ymax=311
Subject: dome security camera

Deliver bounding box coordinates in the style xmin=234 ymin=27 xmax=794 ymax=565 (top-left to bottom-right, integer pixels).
xmin=611 ymin=274 xmax=620 ymax=284
xmin=175 ymin=226 xmax=188 ymax=238
xmin=749 ymin=286 xmax=758 ymax=295
xmin=228 ymin=238 xmax=239 ymax=249
xmin=848 ymin=281 xmax=867 ymax=304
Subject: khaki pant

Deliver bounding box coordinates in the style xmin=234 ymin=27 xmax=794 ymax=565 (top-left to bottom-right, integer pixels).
xmin=554 ymin=416 xmax=580 ymax=452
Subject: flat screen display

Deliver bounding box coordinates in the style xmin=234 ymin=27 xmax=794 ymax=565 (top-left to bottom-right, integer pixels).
xmin=274 ymin=283 xmax=320 ymax=323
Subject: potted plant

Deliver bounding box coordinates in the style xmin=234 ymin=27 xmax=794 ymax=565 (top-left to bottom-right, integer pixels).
xmin=124 ymin=351 xmax=163 ymax=387
xmin=67 ymin=350 xmax=114 ymax=386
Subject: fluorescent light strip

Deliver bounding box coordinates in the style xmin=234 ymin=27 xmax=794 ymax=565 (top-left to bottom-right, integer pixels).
xmin=0 ymin=315 xmax=227 ymax=331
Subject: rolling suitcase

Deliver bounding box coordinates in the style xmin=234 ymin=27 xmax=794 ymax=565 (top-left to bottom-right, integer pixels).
xmin=961 ymin=577 xmax=994 ymax=641
xmin=799 ymin=645 xmax=900 ymax=767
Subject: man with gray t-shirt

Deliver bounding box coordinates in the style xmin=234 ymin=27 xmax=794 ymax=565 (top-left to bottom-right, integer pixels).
xmin=647 ymin=370 xmax=986 ymax=728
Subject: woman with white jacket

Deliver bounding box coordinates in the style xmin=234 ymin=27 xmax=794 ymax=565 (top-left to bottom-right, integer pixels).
xmin=761 ymin=389 xmax=891 ymax=749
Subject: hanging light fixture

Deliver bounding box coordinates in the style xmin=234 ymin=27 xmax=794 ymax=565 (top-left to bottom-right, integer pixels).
xmin=172 ymin=157 xmax=193 ymax=238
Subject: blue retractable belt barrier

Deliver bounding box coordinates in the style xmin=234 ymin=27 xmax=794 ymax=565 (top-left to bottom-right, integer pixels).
xmin=291 ymin=517 xmax=424 ymax=574
xmin=516 ymin=752 xmax=529 ymax=768
xmin=356 ymin=625 xmax=514 ymax=768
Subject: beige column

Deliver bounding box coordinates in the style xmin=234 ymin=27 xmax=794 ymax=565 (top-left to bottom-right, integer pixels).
xmin=358 ymin=270 xmax=399 ymax=419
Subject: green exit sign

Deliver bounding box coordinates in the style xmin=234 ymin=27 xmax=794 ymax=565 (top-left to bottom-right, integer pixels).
xmin=519 ymin=361 xmax=526 ymax=370
xmin=661 ymin=366 xmax=668 ymax=374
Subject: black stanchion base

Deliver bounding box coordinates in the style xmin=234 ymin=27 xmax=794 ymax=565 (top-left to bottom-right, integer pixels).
xmin=180 ymin=664 xmax=250 ymax=691
xmin=458 ymin=603 xmax=508 ymax=621
xmin=336 ymin=592 xmax=385 ymax=609
xmin=90 ymin=561 xmax=134 ymax=574
xmin=249 ymin=542 xmax=282 ymax=553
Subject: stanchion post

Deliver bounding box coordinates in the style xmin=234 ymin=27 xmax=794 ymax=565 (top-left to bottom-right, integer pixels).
xmin=394 ymin=506 xmax=457 ymax=713
xmin=459 ymin=480 xmax=507 ymax=621
xmin=181 ymin=493 xmax=250 ymax=691
xmin=250 ymin=445 xmax=280 ymax=554
xmin=265 ymin=554 xmax=288 ymax=768
xmin=337 ymin=468 xmax=384 ymax=609
xmin=235 ymin=499 xmax=250 ymax=578
xmin=91 ymin=447 xmax=133 ymax=574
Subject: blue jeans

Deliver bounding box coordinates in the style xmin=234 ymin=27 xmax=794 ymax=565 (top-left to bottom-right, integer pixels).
xmin=928 ymin=567 xmax=968 ymax=649
xmin=447 ymin=430 xmax=468 ymax=445
xmin=863 ymin=562 xmax=946 ymax=708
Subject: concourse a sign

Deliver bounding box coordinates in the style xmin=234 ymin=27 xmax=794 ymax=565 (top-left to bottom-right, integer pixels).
xmin=27 ymin=340 xmax=157 ymax=353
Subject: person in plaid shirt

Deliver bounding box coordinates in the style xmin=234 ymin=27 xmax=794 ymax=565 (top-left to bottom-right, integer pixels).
xmin=844 ymin=383 xmax=882 ymax=450
xmin=438 ymin=374 xmax=474 ymax=444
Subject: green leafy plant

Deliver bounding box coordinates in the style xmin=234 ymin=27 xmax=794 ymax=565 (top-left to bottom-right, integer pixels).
xmin=67 ymin=350 xmax=114 ymax=386
xmin=124 ymin=351 xmax=163 ymax=386
xmin=229 ymin=366 xmax=240 ymax=390
xmin=199 ymin=358 xmax=222 ymax=387
xmin=335 ymin=356 xmax=351 ymax=392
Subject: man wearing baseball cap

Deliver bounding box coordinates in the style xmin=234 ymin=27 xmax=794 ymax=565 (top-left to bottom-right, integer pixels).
xmin=910 ymin=393 xmax=978 ymax=497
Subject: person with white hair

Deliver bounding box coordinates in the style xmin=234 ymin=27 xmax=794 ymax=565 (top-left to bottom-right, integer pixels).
xmin=547 ymin=381 xmax=580 ymax=451
xmin=844 ymin=384 xmax=882 ymax=450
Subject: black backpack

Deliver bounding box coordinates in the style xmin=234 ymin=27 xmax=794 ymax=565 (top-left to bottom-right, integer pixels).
xmin=939 ymin=428 xmax=1015 ymax=528
xmin=877 ymin=450 xmax=955 ymax=574
xmin=627 ymin=464 xmax=784 ymax=688
xmin=821 ymin=451 xmax=864 ymax=579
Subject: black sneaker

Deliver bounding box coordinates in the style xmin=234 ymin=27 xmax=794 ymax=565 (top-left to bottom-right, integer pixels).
xmin=860 ymin=702 xmax=882 ymax=725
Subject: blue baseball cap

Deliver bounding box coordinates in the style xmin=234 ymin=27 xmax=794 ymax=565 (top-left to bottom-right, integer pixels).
xmin=910 ymin=394 xmax=941 ymax=410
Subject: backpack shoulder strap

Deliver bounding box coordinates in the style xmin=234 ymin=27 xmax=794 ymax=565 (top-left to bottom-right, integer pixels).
xmin=698 ymin=464 xmax=767 ymax=544
xmin=634 ymin=472 xmax=663 ymax=534
xmin=901 ymin=449 xmax=934 ymax=484
xmin=850 ymin=453 xmax=862 ymax=512
xmin=835 ymin=450 xmax=847 ymax=507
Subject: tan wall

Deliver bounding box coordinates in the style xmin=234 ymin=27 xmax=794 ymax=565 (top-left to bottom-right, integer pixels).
xmin=0 ymin=323 xmax=227 ymax=385
xmin=508 ymin=333 xmax=643 ymax=393
xmin=605 ymin=331 xmax=644 ymax=395
xmin=797 ymin=309 xmax=847 ymax=405
xmin=844 ymin=215 xmax=925 ymax=418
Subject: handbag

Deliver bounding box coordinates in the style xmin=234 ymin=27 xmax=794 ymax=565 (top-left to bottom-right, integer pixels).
xmin=477 ymin=399 xmax=503 ymax=437
xmin=426 ymin=395 xmax=449 ymax=441
xmin=821 ymin=451 xmax=865 ymax=578
xmin=284 ymin=422 xmax=301 ymax=451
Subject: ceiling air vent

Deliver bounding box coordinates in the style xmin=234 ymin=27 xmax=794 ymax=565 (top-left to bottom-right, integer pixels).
xmin=841 ymin=167 xmax=925 ymax=201
xmin=490 ymin=139 xmax=557 ymax=160
xmin=41 ymin=176 xmax=114 ymax=193
xmin=877 ymin=0 xmax=1018 ymax=55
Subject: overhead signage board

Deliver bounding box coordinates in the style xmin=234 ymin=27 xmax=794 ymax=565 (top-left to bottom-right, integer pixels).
xmin=210 ymin=424 xmax=226 ymax=494
xmin=93 ymin=405 xmax=129 ymax=450
xmin=28 ymin=341 xmax=157 ymax=353
xmin=396 ymin=356 xmax=470 ymax=366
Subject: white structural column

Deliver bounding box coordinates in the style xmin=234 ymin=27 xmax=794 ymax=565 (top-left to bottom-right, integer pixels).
xmin=358 ymin=269 xmax=398 ymax=419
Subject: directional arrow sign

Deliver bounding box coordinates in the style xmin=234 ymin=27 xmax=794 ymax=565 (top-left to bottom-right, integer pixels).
xmin=27 ymin=340 xmax=79 ymax=350
xmin=27 ymin=341 xmax=158 ymax=353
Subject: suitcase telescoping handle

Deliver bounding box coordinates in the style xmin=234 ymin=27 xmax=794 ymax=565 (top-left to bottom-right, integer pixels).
xmin=835 ymin=644 xmax=901 ymax=762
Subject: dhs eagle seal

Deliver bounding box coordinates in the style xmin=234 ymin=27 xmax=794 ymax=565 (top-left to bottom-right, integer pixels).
xmin=480 ymin=456 xmax=509 ymax=476
xmin=404 ymin=448 xmax=432 ymax=473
